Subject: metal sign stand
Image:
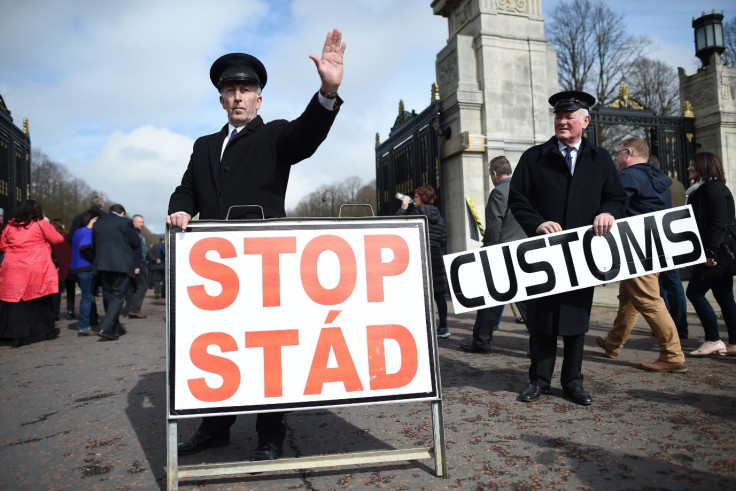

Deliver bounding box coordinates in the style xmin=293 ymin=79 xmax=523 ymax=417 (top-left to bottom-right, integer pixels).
xmin=167 ymin=401 xmax=446 ymax=488
xmin=165 ymin=216 xmax=447 ymax=489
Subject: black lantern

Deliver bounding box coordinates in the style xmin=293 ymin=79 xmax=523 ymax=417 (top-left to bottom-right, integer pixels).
xmin=692 ymin=10 xmax=725 ymax=67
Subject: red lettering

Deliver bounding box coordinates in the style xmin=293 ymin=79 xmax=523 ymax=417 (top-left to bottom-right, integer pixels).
xmin=366 ymin=324 xmax=418 ymax=390
xmin=187 ymin=238 xmax=239 ymax=310
xmin=243 ymin=237 xmax=297 ymax=307
xmin=364 ymin=235 xmax=410 ymax=302
xmin=304 ymin=327 xmax=363 ymax=395
xmin=188 ymin=332 xmax=240 ymax=402
xmin=300 ymin=235 xmax=356 ymax=305
xmin=245 ymin=330 xmax=299 ymax=397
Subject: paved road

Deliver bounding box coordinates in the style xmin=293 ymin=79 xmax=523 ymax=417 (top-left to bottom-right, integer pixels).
xmin=1 ymin=286 xmax=735 ymax=490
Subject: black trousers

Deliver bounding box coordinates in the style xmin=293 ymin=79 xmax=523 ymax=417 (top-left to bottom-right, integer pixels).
xmin=198 ymin=412 xmax=286 ymax=445
xmin=528 ymin=332 xmax=585 ymax=390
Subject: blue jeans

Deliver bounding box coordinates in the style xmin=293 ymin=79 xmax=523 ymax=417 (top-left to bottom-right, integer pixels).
xmin=686 ymin=265 xmax=736 ymax=343
xmin=659 ymin=268 xmax=688 ymax=334
xmin=76 ymin=271 xmax=95 ymax=330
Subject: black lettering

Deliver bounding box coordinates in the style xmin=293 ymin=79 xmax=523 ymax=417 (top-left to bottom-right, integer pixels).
xmin=662 ymin=208 xmax=703 ymax=265
xmin=548 ymin=231 xmax=581 ymax=287
xmin=617 ymin=216 xmax=666 ymax=273
xmin=516 ymin=237 xmax=555 ymax=296
xmin=583 ymin=228 xmax=621 ymax=281
xmin=479 ymin=246 xmax=518 ymax=302
xmin=449 ymin=253 xmax=485 ymax=308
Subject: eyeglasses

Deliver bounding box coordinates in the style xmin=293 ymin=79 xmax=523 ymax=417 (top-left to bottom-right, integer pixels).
xmin=613 ymin=148 xmax=629 ymax=157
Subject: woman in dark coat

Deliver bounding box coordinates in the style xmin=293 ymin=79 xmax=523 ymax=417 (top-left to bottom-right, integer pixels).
xmin=397 ymin=185 xmax=450 ymax=337
xmin=685 ymin=152 xmax=736 ymax=356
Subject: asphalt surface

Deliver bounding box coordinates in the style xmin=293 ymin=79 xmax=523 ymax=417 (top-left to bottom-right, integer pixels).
xmin=1 ymin=284 xmax=735 ymax=490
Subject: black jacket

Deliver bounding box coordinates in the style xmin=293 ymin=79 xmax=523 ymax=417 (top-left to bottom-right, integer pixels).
xmin=397 ymin=204 xmax=448 ymax=294
xmin=688 ymin=180 xmax=736 ymax=258
xmin=93 ymin=213 xmax=140 ymax=278
xmin=168 ymin=94 xmax=341 ymax=220
xmin=509 ymin=136 xmax=627 ymax=336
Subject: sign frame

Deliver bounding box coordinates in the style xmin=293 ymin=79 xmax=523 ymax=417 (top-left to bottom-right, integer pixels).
xmin=165 ymin=216 xmax=447 ymax=488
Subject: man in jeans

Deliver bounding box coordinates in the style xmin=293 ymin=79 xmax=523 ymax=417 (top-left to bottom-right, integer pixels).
xmin=596 ymin=137 xmax=687 ymax=373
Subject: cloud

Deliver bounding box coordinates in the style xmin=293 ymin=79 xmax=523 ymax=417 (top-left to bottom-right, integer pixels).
xmin=84 ymin=126 xmax=193 ymax=231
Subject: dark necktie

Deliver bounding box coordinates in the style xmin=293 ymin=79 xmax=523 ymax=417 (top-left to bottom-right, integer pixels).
xmin=221 ymin=129 xmax=237 ymax=167
xmin=227 ymin=128 xmax=238 ymax=147
xmin=564 ymin=146 xmax=574 ymax=173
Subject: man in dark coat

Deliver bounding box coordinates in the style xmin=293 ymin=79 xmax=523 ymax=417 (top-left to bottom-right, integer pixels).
xmin=147 ymin=237 xmax=164 ymax=299
xmin=509 ymin=90 xmax=627 ymax=406
xmin=93 ymin=204 xmax=140 ymax=341
xmin=166 ymin=29 xmax=346 ymax=461
xmin=461 ymin=155 xmax=528 ymax=354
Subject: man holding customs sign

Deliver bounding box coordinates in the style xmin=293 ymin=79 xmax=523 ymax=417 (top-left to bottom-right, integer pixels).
xmin=508 ymin=90 xmax=627 ymax=406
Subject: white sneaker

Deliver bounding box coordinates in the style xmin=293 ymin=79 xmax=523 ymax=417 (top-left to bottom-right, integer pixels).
xmin=437 ymin=329 xmax=451 ymax=338
xmin=690 ymin=340 xmax=727 ymax=356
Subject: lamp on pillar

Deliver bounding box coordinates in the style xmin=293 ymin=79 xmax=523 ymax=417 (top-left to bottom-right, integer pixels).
xmin=692 ymin=10 xmax=725 ymax=67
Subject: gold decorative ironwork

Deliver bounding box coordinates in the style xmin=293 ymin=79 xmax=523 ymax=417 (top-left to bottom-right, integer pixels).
xmin=607 ymin=84 xmax=644 ymax=109
xmin=22 ymin=118 xmax=29 ymax=134
xmin=432 ymin=82 xmax=440 ymax=101
xmin=683 ymin=100 xmax=694 ymax=118
xmin=686 ymin=132 xmax=694 ymax=143
xmin=375 ymin=132 xmax=380 ymax=147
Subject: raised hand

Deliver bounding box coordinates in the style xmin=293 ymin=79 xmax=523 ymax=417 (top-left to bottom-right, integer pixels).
xmin=309 ymin=28 xmax=346 ymax=93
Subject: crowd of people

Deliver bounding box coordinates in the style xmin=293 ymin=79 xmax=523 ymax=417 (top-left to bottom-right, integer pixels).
xmin=0 ymin=196 xmax=166 ymax=347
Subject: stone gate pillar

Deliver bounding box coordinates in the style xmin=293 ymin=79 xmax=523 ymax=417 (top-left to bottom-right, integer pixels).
xmin=679 ymin=55 xmax=736 ymax=188
xmin=431 ymin=0 xmax=559 ymax=253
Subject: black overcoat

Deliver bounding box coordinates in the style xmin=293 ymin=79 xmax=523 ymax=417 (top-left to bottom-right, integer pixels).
xmin=396 ymin=204 xmax=449 ymax=295
xmin=509 ymin=136 xmax=626 ymax=336
xmin=93 ymin=213 xmax=140 ymax=278
xmin=168 ymin=94 xmax=341 ymax=220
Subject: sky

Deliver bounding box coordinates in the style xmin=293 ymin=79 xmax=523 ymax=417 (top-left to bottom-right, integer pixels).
xmin=1 ymin=0 xmax=732 ymax=233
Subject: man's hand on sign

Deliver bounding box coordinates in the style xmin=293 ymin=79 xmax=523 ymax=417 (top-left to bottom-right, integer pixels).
xmin=536 ymin=221 xmax=563 ymax=235
xmin=592 ymin=212 xmax=614 ymax=236
xmin=166 ymin=211 xmax=191 ymax=230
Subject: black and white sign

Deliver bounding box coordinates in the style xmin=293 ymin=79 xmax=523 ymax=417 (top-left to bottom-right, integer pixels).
xmin=443 ymin=206 xmax=704 ymax=314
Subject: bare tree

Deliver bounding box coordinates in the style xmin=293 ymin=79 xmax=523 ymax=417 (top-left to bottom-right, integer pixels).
xmin=546 ymin=0 xmax=651 ymax=105
xmin=288 ymin=176 xmax=376 ymax=218
xmin=625 ymin=58 xmax=680 ymax=116
xmin=31 ymin=149 xmax=98 ymax=226
xmin=724 ymin=16 xmax=736 ymax=67
xmin=545 ymin=0 xmax=596 ymax=91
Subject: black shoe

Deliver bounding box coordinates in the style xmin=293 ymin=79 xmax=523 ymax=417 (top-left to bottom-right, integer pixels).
xmin=563 ymin=387 xmax=593 ymax=406
xmin=460 ymin=343 xmax=491 ymax=354
xmin=118 ymin=327 xmax=127 ymax=336
xmin=250 ymin=441 xmax=283 ymax=461
xmin=177 ymin=430 xmax=230 ymax=456
xmin=515 ymin=317 xmax=525 ymax=324
xmin=128 ymin=312 xmax=147 ymax=319
xmin=678 ymin=330 xmax=688 ymax=340
xmin=47 ymin=327 xmax=61 ymax=340
xmin=67 ymin=311 xmax=76 ymax=319
xmin=97 ymin=331 xmax=118 ymax=341
xmin=519 ymin=384 xmax=549 ymax=402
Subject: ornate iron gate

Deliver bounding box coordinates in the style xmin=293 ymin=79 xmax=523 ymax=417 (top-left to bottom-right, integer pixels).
xmin=585 ymin=86 xmax=696 ymax=188
xmin=375 ymin=88 xmax=442 ymax=216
